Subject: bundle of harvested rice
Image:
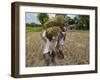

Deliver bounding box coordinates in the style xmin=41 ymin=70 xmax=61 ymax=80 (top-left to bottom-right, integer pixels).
xmin=46 ymin=26 xmax=62 ymax=37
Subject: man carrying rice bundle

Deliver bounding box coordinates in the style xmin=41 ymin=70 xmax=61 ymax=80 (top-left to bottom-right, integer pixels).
xmin=41 ymin=14 xmax=67 ymax=66
xmin=56 ymin=24 xmax=66 ymax=59
xmin=42 ymin=26 xmax=61 ymax=66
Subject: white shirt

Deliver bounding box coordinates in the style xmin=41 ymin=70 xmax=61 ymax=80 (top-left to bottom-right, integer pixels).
xmin=42 ymin=31 xmax=57 ymax=54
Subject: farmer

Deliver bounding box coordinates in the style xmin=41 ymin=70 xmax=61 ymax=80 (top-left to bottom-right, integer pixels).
xmin=56 ymin=24 xmax=67 ymax=59
xmin=41 ymin=26 xmax=61 ymax=66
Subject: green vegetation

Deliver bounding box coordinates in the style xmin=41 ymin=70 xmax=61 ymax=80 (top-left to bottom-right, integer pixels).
xmin=26 ymin=23 xmax=42 ymax=27
xmin=37 ymin=13 xmax=49 ymax=25
xmin=26 ymin=26 xmax=43 ymax=32
xmin=26 ymin=13 xmax=90 ymax=32
xmin=26 ymin=26 xmax=89 ymax=33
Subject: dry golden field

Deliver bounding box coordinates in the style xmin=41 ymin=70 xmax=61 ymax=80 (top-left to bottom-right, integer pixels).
xmin=26 ymin=31 xmax=89 ymax=67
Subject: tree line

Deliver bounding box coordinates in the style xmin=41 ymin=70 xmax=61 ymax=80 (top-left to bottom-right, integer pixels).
xmin=26 ymin=13 xmax=89 ymax=30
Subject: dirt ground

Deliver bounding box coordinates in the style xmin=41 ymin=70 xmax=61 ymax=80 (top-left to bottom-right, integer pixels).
xmin=26 ymin=31 xmax=89 ymax=67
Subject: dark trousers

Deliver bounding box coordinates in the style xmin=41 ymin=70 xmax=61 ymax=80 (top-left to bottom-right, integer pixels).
xmin=43 ymin=51 xmax=56 ymax=66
